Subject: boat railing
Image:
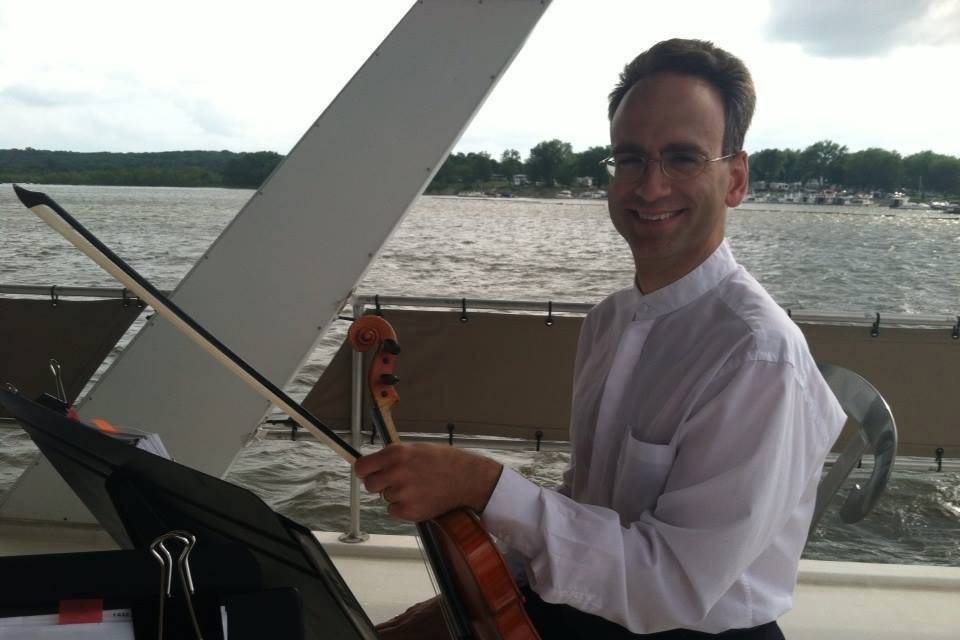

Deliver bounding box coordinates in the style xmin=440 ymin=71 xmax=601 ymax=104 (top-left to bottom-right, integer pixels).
xmin=326 ymin=294 xmax=960 ymax=543
xmin=3 ymin=286 xmax=960 ymax=543
xmin=3 ymin=284 xmax=958 ymax=327
xmin=0 ymin=284 xmax=167 ymax=300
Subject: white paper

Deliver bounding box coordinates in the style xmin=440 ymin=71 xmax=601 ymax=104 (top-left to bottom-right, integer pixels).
xmin=132 ymin=432 xmax=173 ymax=460
xmin=0 ymin=609 xmax=134 ymax=640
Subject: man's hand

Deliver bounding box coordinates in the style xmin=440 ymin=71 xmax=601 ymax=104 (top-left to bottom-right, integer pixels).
xmin=354 ymin=443 xmax=503 ymax=521
xmin=376 ymin=597 xmax=451 ymax=640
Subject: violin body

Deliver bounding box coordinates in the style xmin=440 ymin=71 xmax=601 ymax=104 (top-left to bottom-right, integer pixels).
xmin=348 ymin=315 xmax=539 ymax=640
xmin=430 ymin=509 xmax=538 ymax=640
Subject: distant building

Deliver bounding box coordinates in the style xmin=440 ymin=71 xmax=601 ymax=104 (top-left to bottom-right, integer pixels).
xmin=574 ymin=176 xmax=594 ymax=187
xmin=512 ymin=174 xmax=530 ymax=186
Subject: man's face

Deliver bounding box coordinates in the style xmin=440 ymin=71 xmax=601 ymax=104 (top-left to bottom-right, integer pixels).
xmin=608 ymin=72 xmax=748 ymax=291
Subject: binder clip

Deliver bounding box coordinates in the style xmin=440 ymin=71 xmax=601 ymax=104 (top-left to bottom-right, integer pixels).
xmin=34 ymin=357 xmax=77 ymax=417
xmin=150 ymin=530 xmax=204 ymax=640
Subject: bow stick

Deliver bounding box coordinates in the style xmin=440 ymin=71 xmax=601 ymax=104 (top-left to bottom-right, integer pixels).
xmin=13 ymin=185 xmax=360 ymax=464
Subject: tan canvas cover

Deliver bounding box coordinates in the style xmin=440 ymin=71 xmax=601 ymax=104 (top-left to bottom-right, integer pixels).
xmin=800 ymin=322 xmax=960 ymax=458
xmin=304 ymin=309 xmax=582 ymax=442
xmin=0 ymin=298 xmax=142 ymax=418
xmin=305 ymin=309 xmax=959 ymax=457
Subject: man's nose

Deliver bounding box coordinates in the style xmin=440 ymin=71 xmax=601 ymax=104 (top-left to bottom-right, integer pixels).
xmin=633 ymin=161 xmax=672 ymax=201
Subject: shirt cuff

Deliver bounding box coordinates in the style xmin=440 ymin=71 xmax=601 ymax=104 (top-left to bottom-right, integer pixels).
xmin=480 ymin=465 xmax=545 ymax=559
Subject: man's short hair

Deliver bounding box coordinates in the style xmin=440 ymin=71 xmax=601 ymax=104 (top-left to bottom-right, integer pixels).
xmin=608 ymin=39 xmax=756 ymax=155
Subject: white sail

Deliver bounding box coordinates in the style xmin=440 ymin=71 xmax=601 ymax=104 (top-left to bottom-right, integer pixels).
xmin=0 ymin=0 xmax=551 ymax=523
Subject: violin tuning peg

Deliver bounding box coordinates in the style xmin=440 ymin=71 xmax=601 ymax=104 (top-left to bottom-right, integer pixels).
xmin=382 ymin=339 xmax=402 ymax=355
xmin=380 ymin=373 xmax=400 ymax=386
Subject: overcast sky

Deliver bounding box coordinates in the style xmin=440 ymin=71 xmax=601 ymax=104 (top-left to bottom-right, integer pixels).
xmin=1 ymin=0 xmax=958 ymax=158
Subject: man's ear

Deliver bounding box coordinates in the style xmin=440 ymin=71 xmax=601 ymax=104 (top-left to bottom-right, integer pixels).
xmin=724 ymin=151 xmax=749 ymax=208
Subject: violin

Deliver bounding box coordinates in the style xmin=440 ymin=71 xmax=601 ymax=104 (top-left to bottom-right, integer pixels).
xmin=348 ymin=315 xmax=540 ymax=640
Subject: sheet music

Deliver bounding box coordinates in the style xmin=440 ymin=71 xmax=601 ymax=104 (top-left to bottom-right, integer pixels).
xmin=0 ymin=609 xmax=133 ymax=639
xmin=132 ymin=432 xmax=172 ymax=460
xmin=0 ymin=607 xmax=229 ymax=639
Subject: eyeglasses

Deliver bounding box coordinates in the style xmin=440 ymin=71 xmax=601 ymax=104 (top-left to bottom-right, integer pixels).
xmin=600 ymin=151 xmax=736 ymax=181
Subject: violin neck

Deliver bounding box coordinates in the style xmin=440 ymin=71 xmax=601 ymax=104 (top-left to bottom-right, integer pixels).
xmin=371 ymin=404 xmax=401 ymax=445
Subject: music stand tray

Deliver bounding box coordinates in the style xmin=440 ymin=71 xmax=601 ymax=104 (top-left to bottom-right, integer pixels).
xmin=0 ymin=386 xmax=378 ymax=640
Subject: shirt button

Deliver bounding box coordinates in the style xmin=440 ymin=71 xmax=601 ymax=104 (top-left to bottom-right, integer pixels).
xmin=640 ymin=303 xmax=651 ymax=313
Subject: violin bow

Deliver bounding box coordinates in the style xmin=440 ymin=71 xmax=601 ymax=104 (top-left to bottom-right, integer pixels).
xmin=13 ymin=185 xmax=360 ymax=464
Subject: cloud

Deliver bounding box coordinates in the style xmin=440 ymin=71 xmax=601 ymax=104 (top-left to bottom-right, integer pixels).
xmin=174 ymin=97 xmax=241 ymax=138
xmin=766 ymin=0 xmax=960 ymax=57
xmin=0 ymin=84 xmax=95 ymax=108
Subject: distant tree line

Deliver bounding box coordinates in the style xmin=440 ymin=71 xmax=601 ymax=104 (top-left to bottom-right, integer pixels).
xmin=427 ymin=140 xmax=611 ymax=192
xmin=0 ymin=148 xmax=282 ymax=189
xmin=431 ymin=139 xmax=960 ymax=197
xmin=3 ymin=140 xmax=958 ymax=196
xmin=0 ymin=143 xmax=615 ymax=193
xmin=749 ymin=141 xmax=960 ymax=195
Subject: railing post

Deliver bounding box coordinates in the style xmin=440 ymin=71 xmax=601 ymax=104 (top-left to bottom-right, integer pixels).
xmin=339 ymin=301 xmax=369 ymax=543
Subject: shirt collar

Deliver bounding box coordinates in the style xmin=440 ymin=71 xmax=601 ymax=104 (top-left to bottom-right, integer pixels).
xmin=628 ymin=240 xmax=738 ymax=319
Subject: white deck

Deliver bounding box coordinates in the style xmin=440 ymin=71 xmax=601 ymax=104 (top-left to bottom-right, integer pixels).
xmin=318 ymin=533 xmax=960 ymax=638
xmin=2 ymin=519 xmax=957 ymax=638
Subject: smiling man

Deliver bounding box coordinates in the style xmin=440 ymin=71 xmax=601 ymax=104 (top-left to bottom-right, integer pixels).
xmin=357 ymin=39 xmax=846 ymax=639
xmin=605 ymin=62 xmax=745 ymax=293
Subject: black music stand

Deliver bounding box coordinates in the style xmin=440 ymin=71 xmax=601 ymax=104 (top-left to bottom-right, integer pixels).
xmin=0 ymin=386 xmax=378 ymax=640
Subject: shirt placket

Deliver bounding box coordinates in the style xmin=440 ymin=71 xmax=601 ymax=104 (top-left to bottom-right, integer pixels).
xmin=584 ymin=317 xmax=656 ymax=505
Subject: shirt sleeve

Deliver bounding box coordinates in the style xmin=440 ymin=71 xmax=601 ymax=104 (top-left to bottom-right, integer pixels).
xmin=481 ymin=358 xmax=841 ymax=634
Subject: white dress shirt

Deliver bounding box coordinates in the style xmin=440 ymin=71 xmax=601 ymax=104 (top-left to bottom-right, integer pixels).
xmin=482 ymin=240 xmax=846 ymax=634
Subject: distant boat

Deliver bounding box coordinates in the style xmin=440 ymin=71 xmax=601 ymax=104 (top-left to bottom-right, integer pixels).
xmin=577 ymin=190 xmax=606 ymax=199
xmin=890 ymin=192 xmax=931 ymax=210
xmin=781 ymin=191 xmax=806 ymax=204
xmin=814 ymin=190 xmax=841 ymax=205
xmin=845 ymin=194 xmax=873 ymax=206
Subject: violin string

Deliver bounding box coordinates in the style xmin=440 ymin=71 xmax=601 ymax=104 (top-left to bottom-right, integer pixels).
xmin=413 ymin=533 xmax=458 ymax=632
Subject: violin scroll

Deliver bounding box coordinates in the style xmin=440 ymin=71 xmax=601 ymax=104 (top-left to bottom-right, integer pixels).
xmin=348 ymin=315 xmax=398 ymax=353
xmin=348 ymin=315 xmax=402 ymax=440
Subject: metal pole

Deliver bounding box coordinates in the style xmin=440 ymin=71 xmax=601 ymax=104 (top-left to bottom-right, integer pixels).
xmin=339 ymin=301 xmax=369 ymax=543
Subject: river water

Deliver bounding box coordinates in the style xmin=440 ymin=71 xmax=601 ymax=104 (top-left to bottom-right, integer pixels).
xmin=1 ymin=184 xmax=958 ymax=566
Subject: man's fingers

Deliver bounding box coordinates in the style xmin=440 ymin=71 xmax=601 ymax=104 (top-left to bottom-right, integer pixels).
xmin=375 ymin=597 xmax=449 ymax=640
xmin=361 ymin=469 xmax=388 ymax=494
xmin=380 ymin=486 xmax=406 ymax=505
xmin=354 ymin=449 xmax=387 ymax=479
xmin=387 ymin=500 xmax=422 ymax=522
xmin=354 ymin=443 xmax=406 ymax=478
xmin=356 ymin=443 xmax=501 ymax=520
xmin=362 ymin=465 xmax=415 ymax=494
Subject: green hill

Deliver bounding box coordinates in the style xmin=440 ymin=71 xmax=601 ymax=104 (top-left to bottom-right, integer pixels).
xmin=0 ymin=149 xmax=283 ymax=189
